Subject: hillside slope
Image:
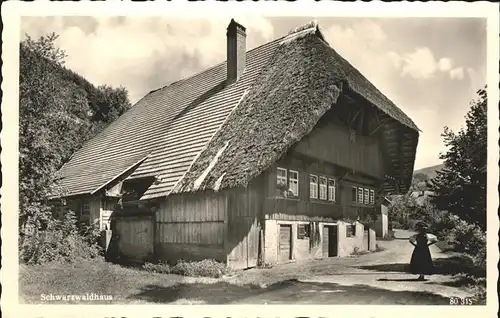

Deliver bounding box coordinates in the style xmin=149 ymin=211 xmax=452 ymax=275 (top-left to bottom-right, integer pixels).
xmin=414 ymin=163 xmax=445 ymax=179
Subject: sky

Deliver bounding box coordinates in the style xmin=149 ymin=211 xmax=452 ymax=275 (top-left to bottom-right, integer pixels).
xmin=20 ymin=16 xmax=487 ymax=170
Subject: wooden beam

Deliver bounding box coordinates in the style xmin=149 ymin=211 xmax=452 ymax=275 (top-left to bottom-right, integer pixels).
xmin=338 ymin=171 xmax=350 ymax=182
xmin=357 ymin=108 xmax=365 ymax=132
xmin=395 ymin=130 xmax=406 ymax=194
xmin=349 ymin=108 xmax=361 ymax=127
xmin=369 ymin=118 xmax=391 ymax=135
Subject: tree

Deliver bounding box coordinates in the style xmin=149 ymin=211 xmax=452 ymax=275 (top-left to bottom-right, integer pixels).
xmin=19 ymin=33 xmax=132 ymax=234
xmin=22 ymin=32 xmax=67 ymax=65
xmin=411 ymin=173 xmax=429 ymax=192
xmin=428 ymin=87 xmax=487 ymax=230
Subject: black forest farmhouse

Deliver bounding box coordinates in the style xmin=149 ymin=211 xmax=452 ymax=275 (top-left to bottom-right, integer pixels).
xmin=50 ymin=19 xmax=420 ymax=269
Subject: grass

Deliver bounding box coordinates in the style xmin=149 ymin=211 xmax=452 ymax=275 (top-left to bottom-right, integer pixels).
xmin=19 ymin=258 xmax=221 ymax=304
xmin=435 ymin=240 xmax=457 ymax=253
xmin=142 ymin=259 xmax=228 ymax=278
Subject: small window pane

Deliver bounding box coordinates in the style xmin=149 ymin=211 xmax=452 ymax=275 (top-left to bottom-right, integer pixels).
xmin=297 ymin=224 xmax=311 ymax=239
xmin=351 ymin=187 xmax=357 ymax=202
xmin=310 ymin=175 xmax=318 ymax=199
xmin=82 ymin=199 xmax=90 ymax=216
xmin=319 ymin=177 xmax=327 ymax=200
xmin=370 ymin=190 xmax=375 ymax=205
xmin=328 ymin=179 xmax=336 ymax=202
xmin=277 ymin=167 xmax=287 ymax=187
xmin=358 ymin=187 xmax=364 ymax=203
xmin=346 ymin=224 xmax=354 ymax=237
xmin=289 ymin=170 xmax=299 ymax=196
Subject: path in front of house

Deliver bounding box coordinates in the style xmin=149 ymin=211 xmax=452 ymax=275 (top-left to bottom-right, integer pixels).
xmin=125 ymin=229 xmax=475 ymax=305
xmin=216 ymin=229 xmax=474 ymax=305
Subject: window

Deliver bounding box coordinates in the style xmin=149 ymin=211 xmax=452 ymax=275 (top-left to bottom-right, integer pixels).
xmin=310 ymin=175 xmax=318 ymax=199
xmin=289 ymin=170 xmax=299 ymax=197
xmin=351 ymin=187 xmax=358 ymax=203
xmin=328 ymin=179 xmax=336 ymax=202
xmin=346 ymin=224 xmax=355 ymax=237
xmin=297 ymin=224 xmax=311 ymax=240
xmin=319 ymin=177 xmax=327 ymax=200
xmin=82 ymin=199 xmax=90 ymax=216
xmin=277 ymin=167 xmax=287 ymax=188
xmin=357 ymin=187 xmax=364 ymax=203
xmin=370 ymin=189 xmax=375 ymax=205
xmin=364 ymin=189 xmax=369 ymax=204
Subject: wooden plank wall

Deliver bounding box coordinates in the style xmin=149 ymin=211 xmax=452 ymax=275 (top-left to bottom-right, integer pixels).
xmin=155 ymin=191 xmax=226 ymax=263
xmin=226 ymin=177 xmax=265 ymax=269
xmin=293 ymin=120 xmax=384 ymax=179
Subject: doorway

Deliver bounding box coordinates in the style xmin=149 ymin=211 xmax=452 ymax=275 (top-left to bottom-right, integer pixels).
xmin=322 ymin=224 xmax=338 ymax=257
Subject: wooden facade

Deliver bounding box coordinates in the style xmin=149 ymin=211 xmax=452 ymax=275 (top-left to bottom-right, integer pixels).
xmin=152 ymin=175 xmax=265 ymax=269
xmin=143 ymin=103 xmax=388 ymax=267
xmin=261 ymin=106 xmax=383 ymax=223
xmin=54 ymin=99 xmax=391 ymax=269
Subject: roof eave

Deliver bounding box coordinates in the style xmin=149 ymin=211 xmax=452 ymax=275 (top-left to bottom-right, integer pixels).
xmin=90 ymin=152 xmax=152 ymax=196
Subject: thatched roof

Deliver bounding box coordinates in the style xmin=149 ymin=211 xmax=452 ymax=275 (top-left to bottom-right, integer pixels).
xmin=172 ymin=23 xmax=419 ymax=194
xmin=53 ymin=21 xmax=419 ymax=199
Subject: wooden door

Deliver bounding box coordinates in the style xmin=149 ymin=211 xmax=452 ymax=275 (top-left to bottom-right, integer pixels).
xmin=329 ymin=225 xmax=338 ymax=257
xmin=323 ymin=225 xmax=338 ymax=257
xmin=246 ymin=217 xmax=259 ymax=268
xmin=113 ymin=215 xmax=154 ymax=262
xmin=227 ymin=216 xmax=260 ymax=269
xmin=322 ymin=225 xmax=330 ymax=258
xmin=279 ymin=224 xmax=292 ymax=262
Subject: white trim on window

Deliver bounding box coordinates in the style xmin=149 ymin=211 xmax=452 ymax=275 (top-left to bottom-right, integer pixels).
xmin=328 ymin=178 xmax=336 ymax=202
xmin=310 ymin=174 xmax=318 ymax=199
xmin=364 ymin=189 xmax=369 ymax=204
xmin=289 ymin=170 xmax=299 ymax=196
xmin=369 ymin=189 xmax=375 ymax=205
xmin=357 ymin=187 xmax=364 ymax=204
xmin=277 ymin=167 xmax=287 ymax=188
xmin=319 ymin=176 xmax=327 ymax=200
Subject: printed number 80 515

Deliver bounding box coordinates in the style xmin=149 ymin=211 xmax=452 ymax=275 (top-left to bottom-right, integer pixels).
xmin=449 ymin=297 xmax=474 ymax=305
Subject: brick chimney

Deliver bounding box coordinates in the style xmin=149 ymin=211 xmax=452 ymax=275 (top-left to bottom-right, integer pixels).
xmin=226 ymin=19 xmax=246 ymax=83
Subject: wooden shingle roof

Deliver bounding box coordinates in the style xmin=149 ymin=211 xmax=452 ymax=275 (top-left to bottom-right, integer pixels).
xmin=53 ymin=21 xmax=419 ymax=199
xmin=52 ymin=35 xmax=280 ymax=199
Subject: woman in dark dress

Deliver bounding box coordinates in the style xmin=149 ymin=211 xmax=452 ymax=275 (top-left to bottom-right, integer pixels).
xmin=409 ymin=222 xmax=437 ymax=281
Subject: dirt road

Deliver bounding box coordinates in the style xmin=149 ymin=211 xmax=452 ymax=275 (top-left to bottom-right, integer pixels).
xmin=131 ymin=230 xmax=476 ymax=305
xmin=213 ymin=229 xmax=474 ymax=305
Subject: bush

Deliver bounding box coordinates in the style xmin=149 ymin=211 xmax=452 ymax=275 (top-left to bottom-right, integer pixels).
xmin=428 ymin=211 xmax=461 ymax=239
xmin=429 ymin=211 xmax=486 ymax=268
xmin=446 ymin=220 xmax=486 ymax=267
xmin=142 ymin=261 xmax=172 ymax=274
xmin=171 ymin=259 xmax=228 ymax=278
xmin=20 ymin=210 xmax=102 ymax=264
